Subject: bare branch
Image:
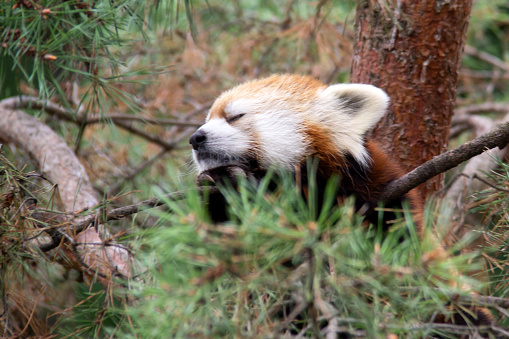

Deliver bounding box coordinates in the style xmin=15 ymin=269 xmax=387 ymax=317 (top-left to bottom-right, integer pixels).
xmin=1 ymin=95 xmax=204 ymax=126
xmin=85 ymin=114 xmax=202 ymax=127
xmin=0 ymin=95 xmax=201 ymax=150
xmin=0 ymin=103 xmax=97 ymax=210
xmin=112 ymin=119 xmax=185 ymax=150
xmin=459 ymin=292 xmax=509 ymax=309
xmin=456 ymin=102 xmax=509 ymax=116
xmin=445 ymin=113 xmax=509 ymax=208
xmin=464 ymin=45 xmax=509 ymax=72
xmin=379 ymin=121 xmax=509 ymax=203
xmin=459 ymin=69 xmax=509 ymax=80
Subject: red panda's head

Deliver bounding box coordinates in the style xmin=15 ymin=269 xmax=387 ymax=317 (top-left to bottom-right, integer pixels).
xmin=189 ymin=74 xmax=389 ymax=177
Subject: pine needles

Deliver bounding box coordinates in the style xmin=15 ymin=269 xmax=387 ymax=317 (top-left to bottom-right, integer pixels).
xmin=116 ymin=173 xmax=498 ymax=338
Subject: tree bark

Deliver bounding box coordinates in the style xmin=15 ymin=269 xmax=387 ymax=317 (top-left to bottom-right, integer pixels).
xmin=351 ymin=0 xmax=473 ymax=198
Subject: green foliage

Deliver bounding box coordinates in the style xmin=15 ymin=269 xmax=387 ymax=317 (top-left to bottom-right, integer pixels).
xmin=3 ymin=1 xmax=509 ymax=337
xmin=468 ymin=0 xmax=509 ymax=59
xmin=110 ymin=172 xmax=487 ymax=338
xmin=469 ymin=157 xmax=509 ymax=300
xmin=0 ymin=0 xmax=186 ymax=107
xmin=462 ymin=0 xmax=509 ymax=101
xmin=56 ymin=283 xmax=124 ymax=338
xmin=0 ymin=148 xmax=71 ymax=336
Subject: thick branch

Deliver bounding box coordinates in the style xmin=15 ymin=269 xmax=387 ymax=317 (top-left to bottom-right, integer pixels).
xmin=446 ymin=113 xmax=509 ymax=208
xmin=0 ymin=103 xmax=133 ymax=281
xmin=0 ymin=104 xmax=98 ymax=210
xmin=379 ymin=121 xmax=509 ymax=203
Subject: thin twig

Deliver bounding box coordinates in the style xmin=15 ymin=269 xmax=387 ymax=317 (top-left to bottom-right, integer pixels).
xmin=459 ymin=173 xmax=509 ymax=193
xmin=104 ymin=120 xmax=181 ymax=150
xmin=459 ymin=69 xmax=509 ymax=80
xmin=315 ymin=293 xmax=340 ymax=339
xmin=0 ymin=95 xmax=204 ymax=126
xmin=464 ymin=45 xmax=509 ymax=73
xmin=457 ymin=292 xmax=509 ymax=309
xmin=456 ymin=102 xmax=509 ymax=116
xmin=313 ymin=315 xmax=497 ymax=336
xmin=273 ymin=294 xmax=308 ymax=338
xmin=0 ymin=95 xmax=201 ymax=151
xmin=305 ymin=247 xmax=321 ymax=339
xmin=491 ymin=325 xmax=509 ymax=337
xmin=18 ymin=286 xmax=46 ymax=337
xmin=81 ymin=114 xmax=202 ymax=127
xmin=106 ymin=148 xmax=169 ymax=195
xmin=401 ymin=287 xmax=509 ymax=309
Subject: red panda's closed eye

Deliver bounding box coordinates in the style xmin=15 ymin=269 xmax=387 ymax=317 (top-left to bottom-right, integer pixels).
xmin=226 ymin=113 xmax=246 ymax=124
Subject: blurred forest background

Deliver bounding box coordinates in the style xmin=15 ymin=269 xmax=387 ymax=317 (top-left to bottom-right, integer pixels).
xmin=2 ymin=0 xmax=509 ymax=337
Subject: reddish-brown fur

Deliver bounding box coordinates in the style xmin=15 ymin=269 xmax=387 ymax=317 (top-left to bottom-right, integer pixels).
xmin=302 ymin=122 xmax=423 ymax=233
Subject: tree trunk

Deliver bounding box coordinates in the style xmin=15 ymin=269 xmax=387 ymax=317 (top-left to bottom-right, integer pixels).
xmin=350 ymin=0 xmax=473 ymax=199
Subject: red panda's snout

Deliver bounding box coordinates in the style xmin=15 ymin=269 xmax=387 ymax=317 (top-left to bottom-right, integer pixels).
xmin=190 ymin=116 xmax=257 ymax=175
xmin=189 ymin=130 xmax=206 ymax=150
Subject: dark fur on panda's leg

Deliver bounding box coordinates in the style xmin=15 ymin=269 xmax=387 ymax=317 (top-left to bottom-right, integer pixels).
xmin=197 ymin=165 xmax=263 ymax=223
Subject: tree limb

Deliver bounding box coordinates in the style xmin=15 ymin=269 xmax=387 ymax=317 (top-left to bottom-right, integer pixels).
xmin=445 ymin=113 xmax=509 ymax=214
xmin=379 ymin=121 xmax=509 ymax=203
xmin=0 ymin=103 xmax=133 ymax=282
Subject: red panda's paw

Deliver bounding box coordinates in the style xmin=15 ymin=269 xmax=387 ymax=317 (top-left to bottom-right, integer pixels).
xmin=197 ymin=165 xmax=257 ymax=187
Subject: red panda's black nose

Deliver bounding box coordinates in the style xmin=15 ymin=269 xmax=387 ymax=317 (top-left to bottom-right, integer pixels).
xmin=189 ymin=130 xmax=207 ymax=150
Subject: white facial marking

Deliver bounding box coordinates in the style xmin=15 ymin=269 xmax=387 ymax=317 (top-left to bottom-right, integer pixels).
xmin=224 ymin=100 xmax=252 ymax=119
xmin=192 ymin=118 xmax=252 ymax=173
xmin=252 ymin=108 xmax=307 ymax=170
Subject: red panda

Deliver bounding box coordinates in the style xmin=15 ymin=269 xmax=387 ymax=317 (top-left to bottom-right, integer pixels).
xmin=189 ymin=74 xmax=422 ymax=228
xmin=189 ymin=74 xmax=493 ymax=329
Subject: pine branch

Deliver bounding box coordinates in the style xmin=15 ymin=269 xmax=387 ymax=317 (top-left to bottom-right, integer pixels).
xmin=38 ymin=187 xmax=217 ymax=252
xmin=379 ymin=121 xmax=509 ymax=203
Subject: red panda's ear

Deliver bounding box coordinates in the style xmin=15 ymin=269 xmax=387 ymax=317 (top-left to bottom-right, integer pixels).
xmin=319 ymin=84 xmax=390 ymax=136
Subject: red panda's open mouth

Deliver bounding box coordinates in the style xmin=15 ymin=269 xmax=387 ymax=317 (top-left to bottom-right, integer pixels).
xmin=194 ymin=149 xmax=261 ymax=175
xmin=194 ymin=149 xmax=251 ymax=173
xmin=195 ymin=149 xmax=244 ymax=164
